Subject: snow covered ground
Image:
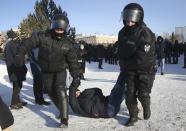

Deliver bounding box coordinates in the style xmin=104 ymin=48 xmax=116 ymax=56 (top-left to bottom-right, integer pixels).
xmin=0 ymin=55 xmax=186 ymax=131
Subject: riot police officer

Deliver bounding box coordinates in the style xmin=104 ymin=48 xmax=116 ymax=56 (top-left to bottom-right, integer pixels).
xmin=15 ymin=14 xmax=80 ymax=128
xmin=118 ymin=3 xmax=156 ymax=126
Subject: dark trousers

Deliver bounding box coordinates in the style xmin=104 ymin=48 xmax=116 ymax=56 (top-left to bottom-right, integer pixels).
xmin=107 ymin=71 xmax=126 ymax=117
xmin=78 ymin=61 xmax=85 ymax=79
xmin=98 ymin=58 xmax=103 ymax=68
xmin=11 ymin=81 xmax=22 ymax=105
xmin=165 ymin=54 xmax=171 ymax=64
xmin=42 ymin=70 xmax=68 ymax=120
xmin=184 ymin=55 xmax=186 ymax=67
xmin=172 ymin=54 xmax=178 ymax=64
xmin=33 ymin=73 xmax=44 ymax=102
xmin=125 ymin=71 xmax=155 ymax=118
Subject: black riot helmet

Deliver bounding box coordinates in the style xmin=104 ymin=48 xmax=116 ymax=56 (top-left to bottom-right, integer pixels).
xmin=121 ymin=3 xmax=144 ymax=23
xmin=51 ymin=14 xmax=69 ymax=32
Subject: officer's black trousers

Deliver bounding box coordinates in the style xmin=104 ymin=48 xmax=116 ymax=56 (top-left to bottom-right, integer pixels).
xmin=42 ymin=70 xmax=68 ymax=120
xmin=125 ymin=71 xmax=155 ymax=118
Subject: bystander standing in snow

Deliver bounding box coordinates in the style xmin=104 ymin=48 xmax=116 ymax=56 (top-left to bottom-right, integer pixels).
xmin=4 ymin=30 xmax=27 ymax=110
xmin=155 ymin=36 xmax=166 ymax=75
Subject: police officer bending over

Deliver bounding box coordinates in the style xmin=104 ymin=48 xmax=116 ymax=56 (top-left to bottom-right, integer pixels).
xmin=15 ymin=14 xmax=80 ymax=128
xmin=118 ymin=3 xmax=156 ymax=126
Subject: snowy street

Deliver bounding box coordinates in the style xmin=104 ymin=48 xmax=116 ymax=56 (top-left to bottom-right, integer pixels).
xmin=0 ymin=55 xmax=186 ymax=131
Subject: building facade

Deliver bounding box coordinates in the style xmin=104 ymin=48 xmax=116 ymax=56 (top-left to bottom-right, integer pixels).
xmin=75 ymin=34 xmax=118 ymax=47
xmin=175 ymin=26 xmax=186 ymax=43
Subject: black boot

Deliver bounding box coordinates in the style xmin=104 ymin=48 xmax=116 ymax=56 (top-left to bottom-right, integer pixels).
xmin=125 ymin=117 xmax=138 ymax=126
xmin=10 ymin=104 xmax=23 ymax=110
xmin=125 ymin=105 xmax=138 ymax=126
xmin=57 ymin=89 xmax=68 ymax=128
xmin=140 ymin=99 xmax=151 ymax=120
xmin=59 ymin=118 xmax=68 ymax=128
xmin=125 ymin=91 xmax=138 ymax=126
xmin=143 ymin=104 xmax=151 ymax=120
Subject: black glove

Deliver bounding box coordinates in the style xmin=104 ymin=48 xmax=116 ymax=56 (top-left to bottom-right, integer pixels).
xmin=70 ymin=77 xmax=80 ymax=89
xmin=15 ymin=54 xmax=25 ymax=67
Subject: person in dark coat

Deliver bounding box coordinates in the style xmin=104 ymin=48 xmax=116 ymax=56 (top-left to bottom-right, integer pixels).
xmin=183 ymin=42 xmax=186 ymax=68
xmin=28 ymin=30 xmax=50 ymax=105
xmin=96 ymin=45 xmax=105 ymax=69
xmin=118 ymin=3 xmax=156 ymax=126
xmin=76 ymin=43 xmax=87 ymax=80
xmin=15 ymin=14 xmax=80 ymax=128
xmin=164 ymin=39 xmax=172 ymax=64
xmin=69 ymin=71 xmax=126 ymax=118
xmin=4 ymin=30 xmax=28 ymax=110
xmin=155 ymin=36 xmax=166 ymax=75
xmin=172 ymin=40 xmax=179 ymax=64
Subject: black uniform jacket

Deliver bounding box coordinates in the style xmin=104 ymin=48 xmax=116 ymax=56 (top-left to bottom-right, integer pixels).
xmin=17 ymin=30 xmax=79 ymax=78
xmin=118 ymin=24 xmax=156 ymax=73
xmin=69 ymin=87 xmax=110 ymax=118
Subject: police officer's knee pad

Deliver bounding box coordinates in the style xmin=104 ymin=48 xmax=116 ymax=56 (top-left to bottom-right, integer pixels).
xmin=58 ymin=88 xmax=67 ymax=99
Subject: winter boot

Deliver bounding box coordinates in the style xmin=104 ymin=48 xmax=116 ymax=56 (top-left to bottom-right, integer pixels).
xmin=141 ymin=99 xmax=151 ymax=120
xmin=125 ymin=104 xmax=138 ymax=126
xmin=125 ymin=117 xmax=138 ymax=126
xmin=10 ymin=104 xmax=23 ymax=110
xmin=59 ymin=118 xmax=68 ymax=128
xmin=143 ymin=104 xmax=151 ymax=120
xmin=57 ymin=89 xmax=68 ymax=128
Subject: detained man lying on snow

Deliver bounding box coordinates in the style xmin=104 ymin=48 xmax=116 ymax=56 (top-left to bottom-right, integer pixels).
xmin=69 ymin=71 xmax=126 ymax=118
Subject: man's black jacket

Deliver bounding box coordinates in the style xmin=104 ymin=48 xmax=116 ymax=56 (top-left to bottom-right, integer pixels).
xmin=4 ymin=40 xmax=27 ymax=82
xmin=118 ymin=23 xmax=156 ymax=73
xmin=16 ymin=30 xmax=79 ymax=78
xmin=155 ymin=41 xmax=166 ymax=59
xmin=69 ymin=87 xmax=110 ymax=118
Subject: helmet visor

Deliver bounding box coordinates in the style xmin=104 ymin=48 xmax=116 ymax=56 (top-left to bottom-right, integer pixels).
xmin=51 ymin=19 xmax=68 ymax=31
xmin=122 ymin=9 xmax=142 ymax=22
